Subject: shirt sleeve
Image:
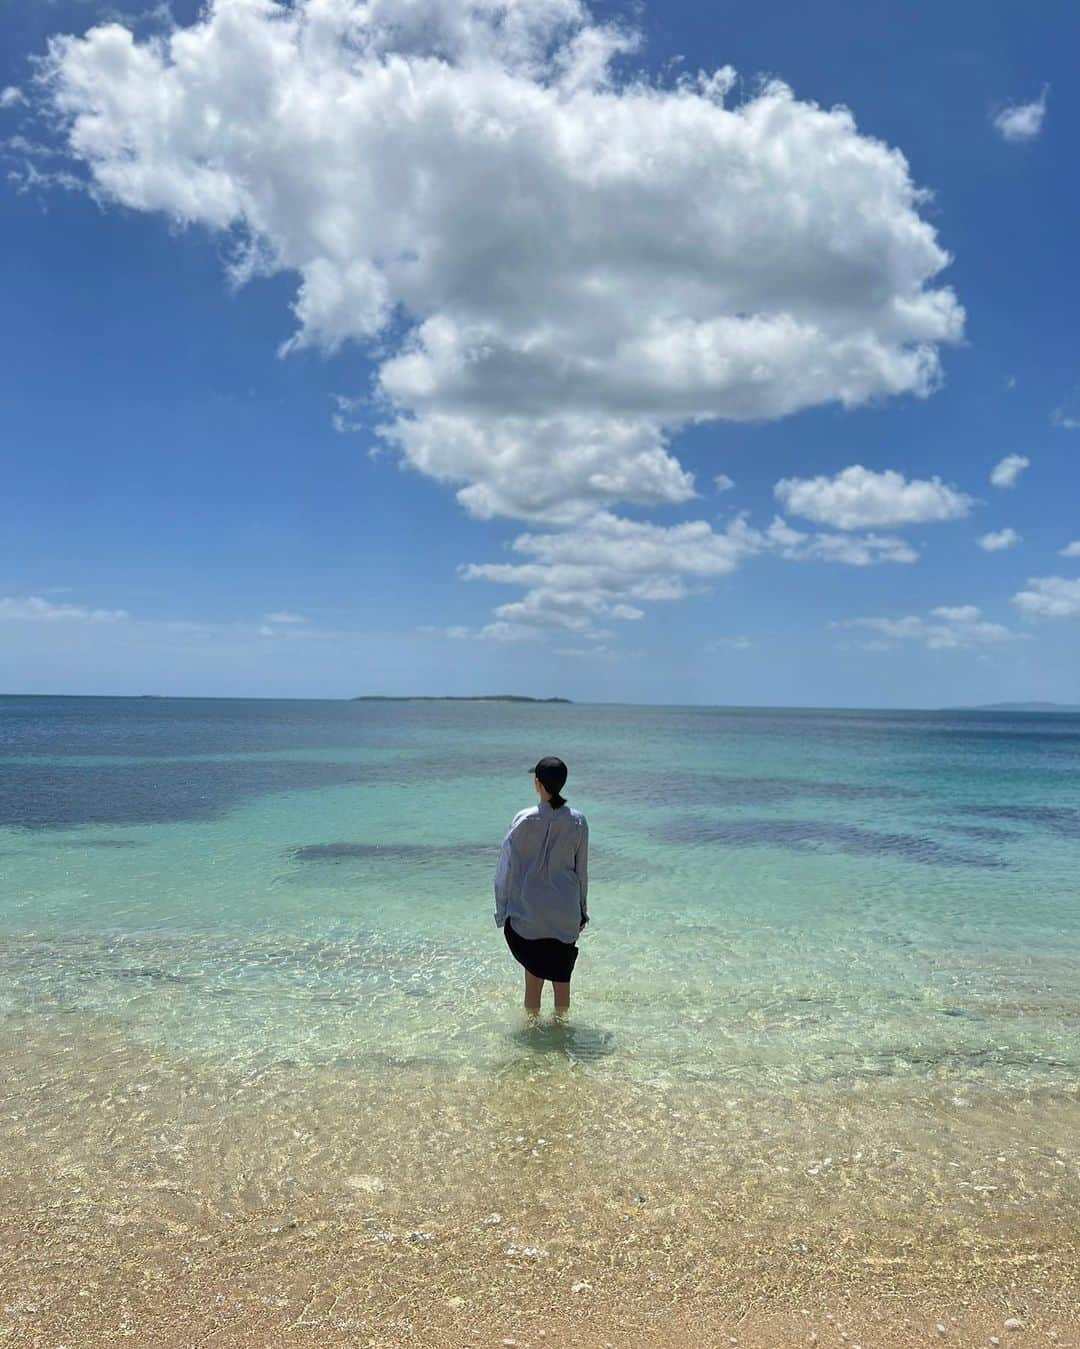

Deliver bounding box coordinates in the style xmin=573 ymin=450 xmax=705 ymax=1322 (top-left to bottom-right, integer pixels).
xmin=493 ymin=818 xmax=518 ymax=927
xmin=575 ymin=818 xmax=589 ymax=921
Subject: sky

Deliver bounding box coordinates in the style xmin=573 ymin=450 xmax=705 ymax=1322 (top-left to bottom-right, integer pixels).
xmin=2 ymin=0 xmax=1078 ymax=707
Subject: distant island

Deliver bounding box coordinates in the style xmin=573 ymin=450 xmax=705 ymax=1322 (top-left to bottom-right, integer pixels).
xmin=949 ymin=702 xmax=1080 ymax=712
xmin=351 ymin=694 xmax=572 ymax=703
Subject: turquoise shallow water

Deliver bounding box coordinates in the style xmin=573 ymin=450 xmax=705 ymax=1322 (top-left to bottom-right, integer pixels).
xmin=2 ymin=695 xmax=1078 ymax=1091
xmin=5 ymin=695 xmax=1080 ymax=1334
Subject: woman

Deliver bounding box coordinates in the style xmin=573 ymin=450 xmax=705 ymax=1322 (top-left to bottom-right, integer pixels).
xmin=494 ymin=756 xmax=589 ymax=1015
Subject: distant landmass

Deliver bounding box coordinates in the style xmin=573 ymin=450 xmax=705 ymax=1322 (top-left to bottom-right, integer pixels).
xmin=351 ymin=694 xmax=572 ymax=703
xmin=950 ymin=702 xmax=1080 ymax=712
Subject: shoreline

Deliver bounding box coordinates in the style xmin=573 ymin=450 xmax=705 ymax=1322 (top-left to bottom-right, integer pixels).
xmin=3 ymin=1015 xmax=1079 ymax=1347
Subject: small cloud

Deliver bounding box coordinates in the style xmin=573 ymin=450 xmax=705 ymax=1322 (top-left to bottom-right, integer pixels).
xmin=977 ymin=527 xmax=1020 ymax=552
xmin=331 ymin=394 xmax=366 ymax=434
xmin=1060 ymin=541 xmax=1080 ymax=559
xmin=475 ymin=620 xmax=569 ymax=643
xmin=0 ymin=86 xmax=25 ymax=110
xmin=258 ymin=624 xmax=276 ymax=637
xmin=0 ymin=594 xmax=128 ymax=622
xmin=1051 ymin=408 xmax=1080 ymax=431
xmin=705 ymin=635 xmax=751 ymax=651
xmin=769 ymin=524 xmax=918 ymax=566
xmin=713 ymin=473 xmax=735 ymax=493
xmin=1013 ymin=576 xmax=1080 ymax=620
xmin=6 ymin=160 xmax=94 ymax=199
xmin=833 ymin=604 xmax=1019 ymax=651
xmin=264 ymin=610 xmax=306 ymax=623
xmin=417 ymin=623 xmax=473 ymax=639
xmin=1004 ymin=375 xmax=1017 ymax=390
xmin=989 ymin=454 xmax=1029 ymax=488
xmin=774 ymin=465 xmax=971 ymax=530
xmin=992 ymin=86 xmax=1049 ymax=143
xmin=98 ymin=2 xmax=175 ymax=36
xmin=932 ymin=605 xmax=980 ymax=623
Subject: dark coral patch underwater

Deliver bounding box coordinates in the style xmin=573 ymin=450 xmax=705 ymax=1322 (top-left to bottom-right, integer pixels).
xmin=656 ymin=816 xmax=1007 ymax=869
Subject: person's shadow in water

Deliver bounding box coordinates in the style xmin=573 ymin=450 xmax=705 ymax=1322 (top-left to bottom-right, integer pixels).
xmin=506 ymin=1014 xmax=616 ymax=1066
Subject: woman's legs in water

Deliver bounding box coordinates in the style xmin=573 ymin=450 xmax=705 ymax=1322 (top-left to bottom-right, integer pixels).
xmin=523 ymin=970 xmax=572 ymax=1014
xmin=524 ymin=970 xmax=543 ymax=1012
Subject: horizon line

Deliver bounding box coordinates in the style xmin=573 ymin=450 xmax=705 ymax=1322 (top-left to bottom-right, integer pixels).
xmin=2 ymin=692 xmax=1076 ymax=713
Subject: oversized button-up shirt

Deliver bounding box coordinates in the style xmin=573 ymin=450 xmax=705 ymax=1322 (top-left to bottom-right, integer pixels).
xmin=494 ymin=799 xmax=589 ymax=945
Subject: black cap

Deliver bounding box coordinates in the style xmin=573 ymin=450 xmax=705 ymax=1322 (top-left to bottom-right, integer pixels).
xmin=531 ymin=756 xmax=568 ymax=796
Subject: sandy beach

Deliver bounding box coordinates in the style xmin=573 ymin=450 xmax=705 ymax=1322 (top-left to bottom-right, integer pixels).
xmin=4 ymin=1012 xmax=1078 ymax=1348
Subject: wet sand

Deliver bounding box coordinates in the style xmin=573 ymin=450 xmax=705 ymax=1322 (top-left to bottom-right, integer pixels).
xmin=2 ymin=1013 xmax=1078 ymax=1347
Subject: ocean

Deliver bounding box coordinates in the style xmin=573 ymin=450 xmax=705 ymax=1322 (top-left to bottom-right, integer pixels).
xmin=2 ymin=694 xmax=1078 ymax=1340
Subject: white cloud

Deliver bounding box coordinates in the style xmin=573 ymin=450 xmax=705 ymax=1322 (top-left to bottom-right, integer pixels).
xmin=992 ymin=88 xmax=1049 ymax=143
xmin=977 ymin=528 xmax=1020 ymax=552
xmin=0 ymin=594 xmax=128 ymax=622
xmin=706 ymin=635 xmax=751 ymax=651
xmin=0 ymin=86 xmax=25 ymax=110
xmin=384 ymin=411 xmax=694 ymax=525
xmin=42 ymin=0 xmax=963 ymax=537
xmin=331 ymin=395 xmax=366 ymax=435
xmin=773 ymin=464 xmax=971 ymax=530
xmin=761 ymin=515 xmax=918 ymax=565
xmin=1012 ymin=576 xmax=1080 ymax=620
xmin=416 ymin=623 xmax=469 ymax=638
xmin=552 ymin=642 xmax=616 ymax=657
xmin=713 ymin=474 xmax=735 ymax=493
xmin=456 ymin=508 xmax=916 ymax=641
xmin=458 ymin=512 xmax=731 ymax=641
xmin=4 ymin=158 xmax=94 ymax=199
xmin=1052 ymin=409 xmax=1080 ymax=431
xmin=40 ymin=0 xmax=970 ymax=638
xmin=990 ymin=454 xmax=1029 ymax=488
xmin=0 ymin=595 xmax=334 ymax=648
xmin=835 ymin=604 xmax=1018 ymax=651
xmin=1060 ymin=541 xmax=1080 ymax=559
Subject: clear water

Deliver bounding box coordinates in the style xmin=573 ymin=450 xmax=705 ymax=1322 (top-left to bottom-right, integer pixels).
xmin=2 ymin=695 xmax=1078 ymax=1090
xmin=3 ymin=695 xmax=1079 ymax=1307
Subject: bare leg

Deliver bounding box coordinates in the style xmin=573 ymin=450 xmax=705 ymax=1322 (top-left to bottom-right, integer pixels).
xmin=524 ymin=970 xmax=544 ymax=1012
xmin=552 ymin=980 xmax=570 ymax=1013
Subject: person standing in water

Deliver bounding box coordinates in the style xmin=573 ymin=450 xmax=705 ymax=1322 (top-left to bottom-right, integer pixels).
xmin=494 ymin=756 xmax=589 ymax=1015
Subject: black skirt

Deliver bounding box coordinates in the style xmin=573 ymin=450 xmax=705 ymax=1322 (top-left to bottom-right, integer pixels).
xmin=504 ymin=917 xmax=579 ymax=983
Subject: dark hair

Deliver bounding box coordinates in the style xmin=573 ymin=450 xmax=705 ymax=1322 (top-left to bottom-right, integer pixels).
xmin=534 ymin=755 xmax=568 ymax=808
xmin=535 ymin=775 xmax=566 ymax=809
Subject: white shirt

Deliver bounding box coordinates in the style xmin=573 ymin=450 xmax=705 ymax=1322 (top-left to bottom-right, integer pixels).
xmin=494 ymin=799 xmax=589 ymax=945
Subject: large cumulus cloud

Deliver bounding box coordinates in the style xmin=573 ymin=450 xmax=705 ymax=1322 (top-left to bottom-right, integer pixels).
xmin=41 ymin=0 xmax=965 ymax=633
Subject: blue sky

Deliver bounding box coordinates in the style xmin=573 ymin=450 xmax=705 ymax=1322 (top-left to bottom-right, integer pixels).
xmin=2 ymin=0 xmax=1078 ymax=706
